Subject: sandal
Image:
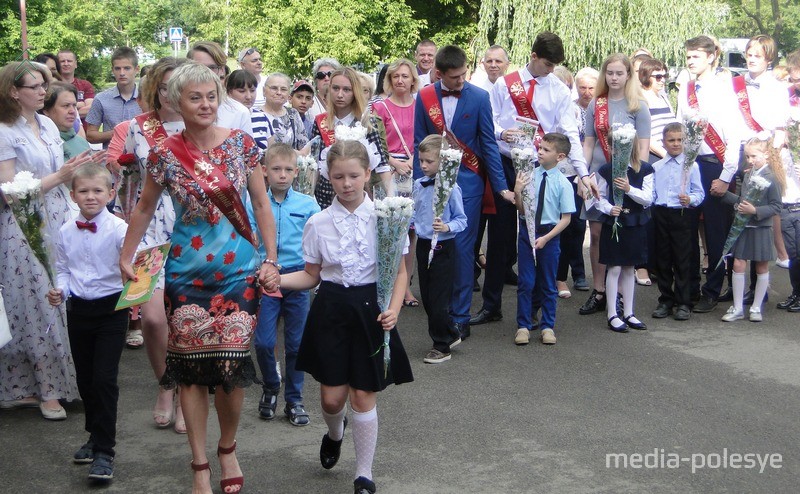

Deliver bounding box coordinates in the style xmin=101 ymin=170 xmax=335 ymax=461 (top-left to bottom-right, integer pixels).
xmin=218 ymin=441 xmax=244 ymax=493
xmin=285 ymin=402 xmax=310 ymax=427
xmin=402 ymin=299 xmax=419 ymax=307
xmin=191 ymin=461 xmax=212 ymax=494
xmin=125 ymin=328 xmax=144 ymax=349
xmin=153 ymin=388 xmax=174 ymax=429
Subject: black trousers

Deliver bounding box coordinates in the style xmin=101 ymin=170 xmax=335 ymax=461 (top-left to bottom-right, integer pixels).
xmin=481 ymin=155 xmax=518 ymax=313
xmin=67 ymin=293 xmax=128 ymax=457
xmin=696 ymin=155 xmax=734 ymax=299
xmin=557 ymin=180 xmax=587 ymax=283
xmin=653 ymin=206 xmax=696 ymax=307
xmin=417 ymin=238 xmax=459 ymax=353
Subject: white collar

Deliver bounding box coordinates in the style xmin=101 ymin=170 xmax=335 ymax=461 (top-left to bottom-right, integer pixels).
xmin=328 ymin=193 xmax=372 ymax=223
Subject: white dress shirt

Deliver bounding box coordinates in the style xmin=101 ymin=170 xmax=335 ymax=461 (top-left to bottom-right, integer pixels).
xmin=743 ymin=72 xmax=790 ymax=135
xmin=440 ymin=82 xmax=458 ymax=129
xmin=596 ymin=168 xmax=655 ymax=214
xmin=55 ymin=208 xmax=128 ymax=299
xmin=490 ymin=67 xmax=588 ymax=177
xmin=676 ymin=74 xmax=748 ymax=183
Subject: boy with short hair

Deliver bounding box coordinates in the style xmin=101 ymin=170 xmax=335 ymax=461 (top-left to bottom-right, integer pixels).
xmin=85 ymin=47 xmax=142 ymax=148
xmin=290 ymin=80 xmax=315 ymax=138
xmin=413 ymin=135 xmax=468 ymax=364
xmin=651 ymin=123 xmax=705 ymax=320
xmin=47 ymin=164 xmax=128 ymax=481
xmin=514 ymin=133 xmax=575 ymax=346
xmin=254 ymin=143 xmax=320 ymax=424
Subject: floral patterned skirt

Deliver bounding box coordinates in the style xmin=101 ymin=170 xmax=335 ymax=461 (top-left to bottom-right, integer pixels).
xmin=160 ymin=277 xmax=259 ymax=393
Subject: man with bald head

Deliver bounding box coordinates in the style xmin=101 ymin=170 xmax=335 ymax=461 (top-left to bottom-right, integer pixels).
xmin=416 ymin=39 xmax=437 ymax=87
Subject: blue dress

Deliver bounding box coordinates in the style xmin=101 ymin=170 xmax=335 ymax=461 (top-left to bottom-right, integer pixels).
xmin=147 ymin=129 xmax=262 ymax=392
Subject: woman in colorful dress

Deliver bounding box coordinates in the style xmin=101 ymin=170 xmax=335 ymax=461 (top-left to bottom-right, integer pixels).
xmin=312 ymin=67 xmax=391 ymax=209
xmin=120 ymin=62 xmax=278 ymax=494
xmin=0 ymin=62 xmax=95 ymax=419
xmin=372 ymin=58 xmax=420 ymax=306
xmin=121 ymin=57 xmax=188 ymax=433
xmin=579 ymin=53 xmax=651 ymax=316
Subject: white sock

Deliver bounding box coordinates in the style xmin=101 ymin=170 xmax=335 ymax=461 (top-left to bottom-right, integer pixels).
xmin=620 ymin=267 xmax=636 ymax=318
xmin=752 ymin=272 xmax=770 ymax=310
xmin=322 ymin=405 xmax=346 ymax=441
xmin=732 ymin=272 xmax=745 ymax=312
xmin=605 ymin=266 xmax=621 ymax=320
xmin=352 ymin=406 xmax=378 ymax=481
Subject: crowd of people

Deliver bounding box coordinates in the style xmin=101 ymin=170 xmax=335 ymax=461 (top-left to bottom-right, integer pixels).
xmin=1 ymin=30 xmax=799 ymax=494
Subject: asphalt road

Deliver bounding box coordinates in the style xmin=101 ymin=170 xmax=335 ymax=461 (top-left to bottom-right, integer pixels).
xmin=2 ymin=261 xmax=799 ymax=493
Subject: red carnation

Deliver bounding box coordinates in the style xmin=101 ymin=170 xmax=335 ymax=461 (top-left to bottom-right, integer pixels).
xmin=206 ymin=253 xmax=215 ymax=262
xmin=223 ymin=251 xmax=236 ymax=264
xmin=191 ymin=236 xmax=204 ymax=250
xmin=214 ymin=272 xmax=224 ymax=281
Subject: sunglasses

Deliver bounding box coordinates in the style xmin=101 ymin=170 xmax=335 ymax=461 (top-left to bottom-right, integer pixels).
xmin=315 ymin=71 xmax=333 ymax=80
xmin=651 ymin=74 xmax=666 ymax=81
xmin=239 ymin=48 xmax=256 ymax=61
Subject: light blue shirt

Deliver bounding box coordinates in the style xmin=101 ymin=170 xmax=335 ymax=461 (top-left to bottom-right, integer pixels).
xmin=85 ymin=83 xmax=142 ymax=148
xmin=412 ymin=178 xmax=468 ymax=241
xmin=522 ymin=166 xmax=576 ymax=226
xmin=652 ymin=153 xmax=705 ymax=208
xmin=268 ymin=187 xmax=320 ymax=269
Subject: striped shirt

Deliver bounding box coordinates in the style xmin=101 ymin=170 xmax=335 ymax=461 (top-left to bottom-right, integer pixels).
xmin=645 ymin=91 xmax=676 ymax=149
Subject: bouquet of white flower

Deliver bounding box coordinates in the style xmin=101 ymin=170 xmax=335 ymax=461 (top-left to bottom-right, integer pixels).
xmin=511 ymin=147 xmax=537 ymax=263
xmin=428 ymin=143 xmax=462 ymax=267
xmin=294 ymin=154 xmax=318 ymax=197
xmin=0 ymin=171 xmax=55 ymax=286
xmin=334 ymin=122 xmax=368 ymax=142
xmin=374 ymin=196 xmax=414 ymax=377
xmin=718 ymin=175 xmax=772 ymax=269
xmin=610 ymin=123 xmax=637 ymax=241
xmin=682 ymin=113 xmax=709 ymax=199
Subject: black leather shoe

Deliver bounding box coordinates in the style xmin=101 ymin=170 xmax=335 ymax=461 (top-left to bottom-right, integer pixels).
xmin=624 ymin=314 xmax=647 ymax=330
xmin=354 ymin=476 xmax=376 ymax=494
xmin=469 ymin=308 xmax=503 ymax=325
xmin=579 ymin=290 xmax=606 ymax=315
xmin=788 ymin=300 xmax=800 ymax=313
xmin=453 ymin=322 xmax=470 ymax=340
xmin=320 ymin=417 xmax=347 ymax=469
xmin=607 ymin=315 xmax=628 ymax=333
xmin=651 ymin=304 xmax=673 ymax=319
xmin=693 ymin=295 xmax=718 ymax=313
xmin=673 ymin=305 xmax=691 ymax=321
xmin=777 ymin=294 xmax=799 ymax=310
xmin=718 ymin=288 xmax=733 ymax=302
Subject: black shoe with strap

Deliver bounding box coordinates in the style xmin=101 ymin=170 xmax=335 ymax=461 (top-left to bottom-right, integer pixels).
xmin=320 ymin=417 xmax=347 ymax=469
xmin=777 ymin=294 xmax=799 ymax=310
xmin=579 ymin=290 xmax=606 ymax=315
xmin=354 ymin=476 xmax=377 ymax=494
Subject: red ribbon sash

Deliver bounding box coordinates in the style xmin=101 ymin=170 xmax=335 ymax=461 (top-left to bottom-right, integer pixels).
xmin=165 ymin=132 xmax=259 ymax=248
xmin=419 ymin=84 xmax=496 ymax=214
xmin=687 ymin=81 xmax=727 ymax=163
xmin=135 ymin=111 xmax=170 ymax=149
xmin=315 ymin=113 xmax=336 ymax=147
xmin=504 ymin=72 xmax=545 ymax=148
xmin=594 ymin=96 xmax=611 ymax=163
xmin=732 ymin=76 xmax=764 ymax=133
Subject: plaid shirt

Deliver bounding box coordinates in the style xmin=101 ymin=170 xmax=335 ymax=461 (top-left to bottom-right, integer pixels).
xmin=85 ymin=84 xmax=142 ymax=147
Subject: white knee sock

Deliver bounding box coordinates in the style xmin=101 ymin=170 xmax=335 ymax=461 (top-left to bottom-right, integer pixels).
xmin=606 ymin=265 xmax=621 ymax=319
xmin=752 ymin=272 xmax=770 ymax=310
xmin=732 ymin=272 xmax=745 ymax=312
xmin=352 ymin=406 xmax=378 ymax=481
xmin=322 ymin=405 xmax=346 ymax=441
xmin=620 ymin=267 xmax=636 ymax=317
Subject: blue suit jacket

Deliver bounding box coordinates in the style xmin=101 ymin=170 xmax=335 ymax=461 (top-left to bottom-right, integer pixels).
xmin=414 ymin=81 xmax=506 ymax=199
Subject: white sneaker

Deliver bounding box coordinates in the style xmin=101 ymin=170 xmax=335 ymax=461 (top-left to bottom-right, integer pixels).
xmin=541 ymin=328 xmax=557 ymax=345
xmin=514 ymin=328 xmax=530 ymax=345
xmin=776 ymin=258 xmax=790 ymax=269
xmin=749 ymin=308 xmax=763 ymax=322
xmin=721 ymin=306 xmax=744 ymax=322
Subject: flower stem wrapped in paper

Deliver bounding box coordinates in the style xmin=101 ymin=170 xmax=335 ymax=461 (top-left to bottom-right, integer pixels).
xmin=512 ymin=116 xmax=540 ymax=149
xmin=294 ymin=154 xmax=318 ymax=197
xmin=116 ymin=152 xmax=140 ymax=222
xmin=374 ymin=196 xmax=414 ymax=377
xmin=681 ymin=113 xmax=709 ymax=209
xmin=610 ymin=123 xmax=637 ymax=241
xmin=428 ymin=135 xmax=462 ymax=267
xmin=717 ymin=175 xmax=772 ymax=270
xmin=0 ymin=171 xmax=56 ymax=287
xmin=510 ymin=147 xmax=537 ymax=263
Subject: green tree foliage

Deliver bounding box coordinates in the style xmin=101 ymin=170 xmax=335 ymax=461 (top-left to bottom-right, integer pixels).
xmin=476 ymin=0 xmax=730 ymax=69
xmin=720 ymin=0 xmax=800 ymax=54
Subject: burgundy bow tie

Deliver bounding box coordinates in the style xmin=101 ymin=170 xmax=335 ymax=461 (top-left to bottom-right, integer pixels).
xmin=76 ymin=220 xmax=97 ymax=233
xmin=441 ymin=89 xmax=461 ymax=98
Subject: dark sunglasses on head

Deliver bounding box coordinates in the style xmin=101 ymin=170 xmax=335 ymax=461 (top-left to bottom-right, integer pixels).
xmin=651 ymin=74 xmax=666 ymax=81
xmin=315 ymin=71 xmax=333 ymax=80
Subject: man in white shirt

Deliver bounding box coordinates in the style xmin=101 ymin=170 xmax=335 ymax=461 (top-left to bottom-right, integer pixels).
xmin=472 ymin=45 xmax=510 ymax=93
xmin=676 ymin=35 xmax=749 ymax=313
xmin=415 ymin=39 xmax=437 ymax=87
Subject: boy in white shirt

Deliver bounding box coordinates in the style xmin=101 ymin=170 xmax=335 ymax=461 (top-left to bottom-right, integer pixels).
xmin=47 ymin=164 xmax=128 ymax=483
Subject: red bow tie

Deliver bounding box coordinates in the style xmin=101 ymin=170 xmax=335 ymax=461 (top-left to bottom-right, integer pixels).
xmin=441 ymin=89 xmax=461 ymax=98
xmin=76 ymin=220 xmax=97 ymax=233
